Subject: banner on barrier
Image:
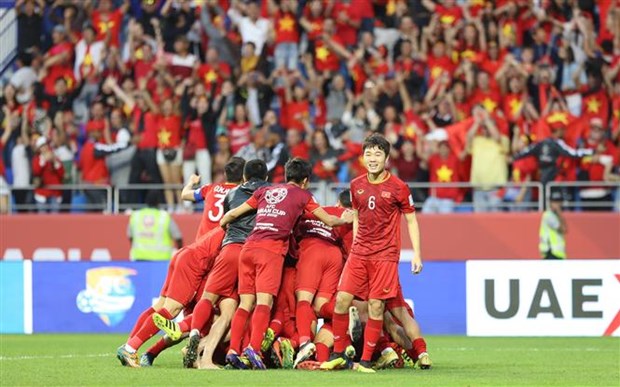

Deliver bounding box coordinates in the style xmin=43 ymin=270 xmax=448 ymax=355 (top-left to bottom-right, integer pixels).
xmin=32 ymin=262 xmax=168 ymax=333
xmin=466 ymin=260 xmax=620 ymax=337
xmin=21 ymin=261 xmax=465 ymax=334
xmin=0 ymin=261 xmax=27 ymax=333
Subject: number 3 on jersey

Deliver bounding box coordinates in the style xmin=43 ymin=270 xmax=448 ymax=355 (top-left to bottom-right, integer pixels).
xmin=368 ymin=195 xmax=376 ymax=210
xmin=208 ymin=192 xmax=226 ymax=222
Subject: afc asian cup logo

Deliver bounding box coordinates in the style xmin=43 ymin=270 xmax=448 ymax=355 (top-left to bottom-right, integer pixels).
xmin=265 ymin=187 xmax=288 ymax=205
xmin=76 ymin=267 xmax=137 ymax=327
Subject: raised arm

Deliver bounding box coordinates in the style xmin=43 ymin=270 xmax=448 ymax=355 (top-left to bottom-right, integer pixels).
xmin=181 ymin=174 xmax=202 ymax=201
xmin=312 ymin=207 xmax=354 ymax=227
xmin=220 ymin=202 xmax=255 ymax=228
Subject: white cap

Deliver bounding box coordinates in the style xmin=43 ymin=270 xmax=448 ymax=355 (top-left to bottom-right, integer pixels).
xmin=35 ymin=136 xmax=48 ymax=150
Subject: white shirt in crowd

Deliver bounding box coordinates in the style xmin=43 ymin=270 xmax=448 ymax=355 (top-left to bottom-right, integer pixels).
xmin=227 ymin=8 xmax=269 ymax=55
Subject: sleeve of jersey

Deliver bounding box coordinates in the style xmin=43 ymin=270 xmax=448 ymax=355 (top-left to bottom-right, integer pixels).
xmin=246 ymin=195 xmax=259 ymax=209
xmin=399 ymin=183 xmax=416 ymax=213
xmin=306 ymin=196 xmax=321 ymax=213
xmin=193 ymin=186 xmax=207 ymax=203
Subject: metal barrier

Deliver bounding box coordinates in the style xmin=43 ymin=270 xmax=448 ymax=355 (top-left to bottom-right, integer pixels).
xmin=7 ymin=185 xmax=113 ymax=213
xmin=318 ymin=181 xmax=545 ymax=212
xmin=0 ymin=7 xmax=17 ymax=77
xmin=5 ymin=181 xmax=619 ymax=214
xmin=545 ymin=181 xmax=620 ymax=212
xmin=114 ymin=184 xmax=185 ymax=213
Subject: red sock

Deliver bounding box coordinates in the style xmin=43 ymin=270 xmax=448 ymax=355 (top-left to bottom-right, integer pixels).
xmin=315 ymin=342 xmax=330 ymax=362
xmin=376 ymin=333 xmax=390 ymax=353
xmin=177 ymin=313 xmax=192 ymax=333
xmin=229 ymin=308 xmax=250 ymax=354
xmin=412 ymin=337 xmax=428 ymax=359
xmin=145 ymin=337 xmax=169 ymax=356
xmin=250 ymin=304 xmax=271 ymax=352
xmin=191 ymin=299 xmax=214 ymax=333
xmin=361 ymin=318 xmax=383 ymax=362
xmin=269 ymin=309 xmax=284 ymax=336
xmin=332 ymin=312 xmax=349 ymax=353
xmin=319 ymin=298 xmax=335 ymax=320
xmin=296 ymin=301 xmax=316 ymax=345
xmin=129 ymin=307 xmax=154 ymax=338
xmin=127 ymin=308 xmax=173 ymax=351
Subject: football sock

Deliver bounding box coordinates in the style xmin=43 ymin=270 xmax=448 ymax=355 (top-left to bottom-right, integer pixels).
xmin=361 ymin=318 xmax=383 ymax=362
xmin=376 ymin=333 xmax=390 ymax=353
xmin=250 ymin=304 xmax=271 ymax=352
xmin=269 ymin=310 xmax=284 ymax=336
xmin=319 ymin=298 xmax=335 ymax=320
xmin=191 ymin=299 xmax=214 ymax=333
xmin=146 ymin=337 xmax=168 ymax=357
xmin=229 ymin=308 xmax=250 ymax=354
xmin=296 ymin=300 xmax=316 ymax=345
xmin=332 ymin=311 xmax=349 ymax=353
xmin=127 ymin=308 xmax=173 ymax=352
xmin=315 ymin=342 xmax=330 ymax=362
xmin=129 ymin=307 xmax=154 ymax=338
xmin=177 ymin=313 xmax=192 ymax=333
xmin=412 ymin=337 xmax=428 ymax=359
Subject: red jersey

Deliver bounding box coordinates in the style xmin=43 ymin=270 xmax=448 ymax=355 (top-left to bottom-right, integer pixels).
xmin=428 ymin=153 xmax=461 ymax=200
xmin=332 ymin=2 xmax=360 ymax=46
xmin=246 ymin=184 xmax=319 ymax=243
xmin=302 ymin=10 xmax=324 ymax=41
xmin=296 ymin=206 xmax=344 ymax=246
xmin=79 ymin=141 xmax=109 ymax=184
xmin=197 ymin=62 xmax=231 ymax=89
xmin=283 ymin=100 xmax=310 ymax=131
xmin=228 ymin=121 xmax=252 ymax=154
xmin=350 ymin=173 xmax=415 ymax=261
xmin=471 ymin=88 xmax=502 ymax=114
xmin=194 ymin=182 xmax=238 ymax=240
xmin=131 ymin=107 xmax=158 ymax=149
xmin=156 ymin=115 xmax=182 ymax=149
xmin=314 ymin=37 xmax=340 ymax=72
xmin=32 ymin=155 xmax=65 ymax=198
xmin=186 ymin=118 xmax=207 ymax=150
xmin=275 ymin=11 xmax=299 ymax=43
xmin=436 ymin=4 xmax=463 ymax=27
xmin=91 ymin=9 xmax=123 ymax=47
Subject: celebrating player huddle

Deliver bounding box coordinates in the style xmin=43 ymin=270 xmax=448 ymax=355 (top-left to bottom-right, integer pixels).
xmin=116 ymin=133 xmax=432 ymax=372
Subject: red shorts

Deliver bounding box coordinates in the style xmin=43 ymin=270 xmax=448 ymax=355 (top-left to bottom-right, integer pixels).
xmin=192 ymin=227 xmax=225 ymax=268
xmin=184 ymin=275 xmax=208 ymax=315
xmin=296 ymin=238 xmax=343 ymax=299
xmin=275 ymin=267 xmax=297 ymax=318
xmin=205 ymin=242 xmax=243 ymax=298
xmin=161 ymin=247 xmax=206 ymax=306
xmin=338 ymin=255 xmax=399 ymax=300
xmin=238 ymin=240 xmax=287 ymax=296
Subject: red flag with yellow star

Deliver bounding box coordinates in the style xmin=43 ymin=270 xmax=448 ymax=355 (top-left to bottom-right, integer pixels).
xmin=533 ymin=112 xmax=587 ymax=147
xmin=443 ymin=117 xmax=475 ymax=156
xmin=581 ymin=89 xmax=610 ymax=124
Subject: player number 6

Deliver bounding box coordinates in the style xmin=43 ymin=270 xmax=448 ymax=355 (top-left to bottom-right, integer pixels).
xmin=368 ymin=195 xmax=376 ymax=210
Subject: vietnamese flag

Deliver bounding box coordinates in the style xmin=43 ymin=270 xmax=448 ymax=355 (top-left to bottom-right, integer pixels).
xmin=581 ymin=89 xmax=610 ymax=124
xmin=443 ymin=117 xmax=474 ymax=155
xmin=533 ymin=112 xmax=588 ymax=146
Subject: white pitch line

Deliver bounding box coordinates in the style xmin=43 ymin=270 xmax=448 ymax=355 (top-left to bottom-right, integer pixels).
xmin=0 ymin=353 xmax=112 ymax=361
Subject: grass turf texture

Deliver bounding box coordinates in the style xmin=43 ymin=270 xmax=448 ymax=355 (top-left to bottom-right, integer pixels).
xmin=1 ymin=335 xmax=618 ymax=386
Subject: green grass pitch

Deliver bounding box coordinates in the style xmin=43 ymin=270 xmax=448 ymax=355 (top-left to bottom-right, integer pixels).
xmin=1 ymin=335 xmax=618 ymax=386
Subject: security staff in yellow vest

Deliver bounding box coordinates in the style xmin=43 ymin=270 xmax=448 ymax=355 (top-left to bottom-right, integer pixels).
xmin=128 ymin=191 xmax=183 ymax=261
xmin=539 ymin=190 xmax=567 ymax=259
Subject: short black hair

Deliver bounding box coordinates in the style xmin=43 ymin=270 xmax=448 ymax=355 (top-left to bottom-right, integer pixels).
xmin=362 ymin=133 xmax=390 ymax=156
xmin=243 ymin=159 xmax=268 ymax=181
xmin=338 ymin=189 xmax=352 ymax=208
xmin=285 ymin=158 xmax=312 ymax=184
xmin=225 ymin=157 xmax=246 ymax=183
xmin=145 ymin=190 xmax=161 ymax=208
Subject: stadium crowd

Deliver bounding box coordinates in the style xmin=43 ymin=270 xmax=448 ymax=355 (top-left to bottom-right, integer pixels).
xmin=1 ymin=0 xmax=619 ymax=214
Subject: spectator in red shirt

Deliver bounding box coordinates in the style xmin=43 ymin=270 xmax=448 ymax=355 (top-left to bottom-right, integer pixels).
xmin=330 ymin=0 xmax=361 ymax=48
xmin=270 ymin=0 xmax=299 ymax=71
xmin=91 ymin=0 xmax=129 ymax=48
xmin=286 ymin=129 xmax=310 ymax=160
xmin=42 ymin=24 xmax=75 ymax=96
xmin=32 ymin=136 xmax=64 ymax=213
xmin=155 ymin=98 xmax=183 ymax=211
xmin=309 ymin=130 xmax=339 ymax=182
xmin=421 ymin=139 xmax=462 ymax=213
xmin=422 ymin=0 xmax=463 ymax=29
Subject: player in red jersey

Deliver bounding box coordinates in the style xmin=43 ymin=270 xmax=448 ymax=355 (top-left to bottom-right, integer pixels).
xmin=219 ymin=158 xmax=354 ymax=370
xmin=181 ymin=157 xmax=245 ymax=241
xmin=115 ymin=158 xmax=246 ymax=368
xmin=292 ymin=189 xmax=353 ymax=368
xmin=321 ymin=133 xmax=423 ymax=373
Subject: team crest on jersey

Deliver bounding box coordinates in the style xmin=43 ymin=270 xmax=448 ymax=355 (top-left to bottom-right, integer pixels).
xmin=265 ymin=187 xmax=288 ymax=205
xmin=357 ymin=189 xmax=364 ymax=195
xmin=381 ymin=191 xmax=391 ymax=198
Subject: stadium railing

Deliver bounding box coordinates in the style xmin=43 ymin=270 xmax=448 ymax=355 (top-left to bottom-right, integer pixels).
xmin=0 ymin=7 xmax=18 ymax=77
xmin=7 ymin=184 xmax=113 ymax=213
xmin=7 ymin=181 xmax=619 ymax=214
xmin=545 ymin=181 xmax=620 ymax=212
